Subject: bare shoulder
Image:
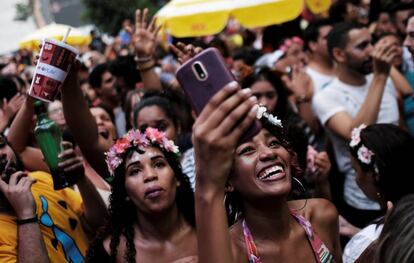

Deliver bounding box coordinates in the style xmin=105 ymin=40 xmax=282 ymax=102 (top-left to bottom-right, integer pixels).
xmin=290 ymin=199 xmax=339 ymax=250
xmin=289 ymin=198 xmax=338 ymax=225
xmin=307 ymin=198 xmax=338 ymax=226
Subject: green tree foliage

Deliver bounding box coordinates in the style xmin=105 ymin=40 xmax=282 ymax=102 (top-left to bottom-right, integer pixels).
xmin=15 ymin=1 xmax=33 ymax=21
xmin=82 ymin=0 xmax=158 ymax=35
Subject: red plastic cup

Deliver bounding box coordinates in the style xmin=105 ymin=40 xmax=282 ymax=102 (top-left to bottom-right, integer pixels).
xmin=28 ymin=38 xmax=78 ymax=102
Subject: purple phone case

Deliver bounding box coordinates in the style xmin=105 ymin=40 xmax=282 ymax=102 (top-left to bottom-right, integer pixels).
xmin=176 ymin=48 xmax=261 ymax=143
xmin=176 ymin=48 xmax=234 ymax=115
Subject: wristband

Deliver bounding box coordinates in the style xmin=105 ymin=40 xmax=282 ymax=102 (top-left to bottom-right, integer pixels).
xmin=137 ymin=60 xmax=156 ymax=71
xmin=134 ymin=55 xmax=153 ymax=63
xmin=16 ymin=216 xmax=38 ymax=225
xmin=295 ymin=94 xmax=311 ymax=105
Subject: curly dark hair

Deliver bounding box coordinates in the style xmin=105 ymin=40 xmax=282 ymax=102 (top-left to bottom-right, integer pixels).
xmin=86 ymin=147 xmax=195 ymax=263
xmin=225 ymin=119 xmax=303 ymax=225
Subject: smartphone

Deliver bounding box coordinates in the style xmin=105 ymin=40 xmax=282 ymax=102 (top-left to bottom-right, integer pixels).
xmin=176 ymin=47 xmax=261 ymax=142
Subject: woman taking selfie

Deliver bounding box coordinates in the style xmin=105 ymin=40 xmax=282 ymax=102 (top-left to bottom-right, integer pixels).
xmin=87 ymin=128 xmax=197 ymax=262
xmin=193 ymin=81 xmax=341 ymax=263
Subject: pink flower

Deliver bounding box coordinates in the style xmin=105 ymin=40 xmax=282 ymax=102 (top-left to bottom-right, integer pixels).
xmin=105 ymin=128 xmax=180 ymax=176
xmin=145 ymin=127 xmax=165 ymax=143
xmin=127 ymin=129 xmax=149 ymax=146
xmin=162 ymin=137 xmax=179 ymax=154
xmin=113 ymin=138 xmax=130 ymax=154
xmin=357 ymin=145 xmax=374 ymax=164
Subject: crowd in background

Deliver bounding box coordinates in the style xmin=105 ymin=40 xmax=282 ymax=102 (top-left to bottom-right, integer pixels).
xmin=1 ymin=0 xmax=414 ymax=262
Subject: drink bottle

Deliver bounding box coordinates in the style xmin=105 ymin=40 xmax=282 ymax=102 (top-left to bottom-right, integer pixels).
xmin=34 ymin=101 xmax=73 ymax=190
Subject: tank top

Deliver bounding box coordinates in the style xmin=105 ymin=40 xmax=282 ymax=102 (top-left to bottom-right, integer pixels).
xmin=242 ymin=212 xmax=334 ymax=263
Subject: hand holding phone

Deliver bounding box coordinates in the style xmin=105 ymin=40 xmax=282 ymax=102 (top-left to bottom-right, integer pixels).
xmin=176 ymin=48 xmax=261 ymax=142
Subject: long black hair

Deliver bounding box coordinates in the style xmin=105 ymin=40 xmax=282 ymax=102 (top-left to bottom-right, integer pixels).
xmin=87 ymin=146 xmax=195 ymax=263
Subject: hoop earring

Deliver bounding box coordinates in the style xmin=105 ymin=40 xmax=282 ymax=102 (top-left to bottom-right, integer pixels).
xmin=290 ymin=177 xmax=308 ymax=212
xmin=224 ymin=192 xmax=240 ymax=225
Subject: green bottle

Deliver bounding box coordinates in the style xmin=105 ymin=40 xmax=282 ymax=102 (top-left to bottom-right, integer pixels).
xmin=34 ymin=101 xmax=73 ymax=190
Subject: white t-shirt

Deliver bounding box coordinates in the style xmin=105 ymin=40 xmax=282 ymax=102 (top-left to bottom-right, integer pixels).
xmin=343 ymin=223 xmax=383 ymax=263
xmin=312 ymin=74 xmax=399 ymax=210
xmin=306 ymin=67 xmax=335 ymax=94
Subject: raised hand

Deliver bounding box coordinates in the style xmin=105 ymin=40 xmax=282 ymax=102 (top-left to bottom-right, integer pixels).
xmin=2 ymin=93 xmax=25 ymax=120
xmin=281 ymin=64 xmax=313 ymax=102
xmin=170 ymin=42 xmax=203 ymax=64
xmin=313 ymin=151 xmax=331 ymax=182
xmin=372 ymin=38 xmax=399 ymax=76
xmin=58 ymin=141 xmax=84 ymax=183
xmin=193 ymin=81 xmax=258 ymax=188
xmin=0 ymin=171 xmax=36 ymax=219
xmin=133 ymin=8 xmax=161 ymax=58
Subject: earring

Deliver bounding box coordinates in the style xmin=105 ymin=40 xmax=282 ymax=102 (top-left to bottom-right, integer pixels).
xmin=125 ymin=196 xmax=130 ymax=201
xmin=290 ymin=177 xmax=308 ymax=212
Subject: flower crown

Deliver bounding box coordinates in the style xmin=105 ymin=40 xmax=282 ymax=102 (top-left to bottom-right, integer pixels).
xmin=349 ymin=124 xmax=378 ymax=173
xmin=105 ymin=128 xmax=180 ymax=176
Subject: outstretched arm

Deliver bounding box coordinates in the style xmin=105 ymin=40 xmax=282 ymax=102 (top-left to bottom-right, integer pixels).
xmin=58 ymin=142 xmax=107 ymax=233
xmin=7 ymin=96 xmax=49 ymax=172
xmin=194 ymin=81 xmax=258 ymax=263
xmin=60 ymin=63 xmax=111 ymax=179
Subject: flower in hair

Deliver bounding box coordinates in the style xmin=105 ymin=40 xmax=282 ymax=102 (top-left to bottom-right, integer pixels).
xmin=349 ymin=124 xmax=376 ymax=166
xmin=256 ymin=105 xmax=283 ymax=127
xmin=357 ymin=145 xmax=374 ymax=164
xmin=350 ymin=124 xmax=367 ymax=147
xmin=105 ymin=128 xmax=180 ymax=176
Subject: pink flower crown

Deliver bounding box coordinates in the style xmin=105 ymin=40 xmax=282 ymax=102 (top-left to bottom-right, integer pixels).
xmin=105 ymin=128 xmax=180 ymax=176
xmin=349 ymin=124 xmax=378 ymax=173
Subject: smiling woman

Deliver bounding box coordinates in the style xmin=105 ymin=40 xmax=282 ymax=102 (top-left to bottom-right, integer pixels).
xmin=86 ymin=128 xmax=197 ymax=263
xmin=193 ymin=82 xmax=342 ymax=263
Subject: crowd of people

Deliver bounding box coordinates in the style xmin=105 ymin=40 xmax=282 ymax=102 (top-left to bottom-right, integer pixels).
xmin=1 ymin=0 xmax=414 ymax=262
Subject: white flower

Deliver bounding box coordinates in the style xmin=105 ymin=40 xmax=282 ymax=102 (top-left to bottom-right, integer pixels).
xmin=357 ymin=145 xmax=374 ymax=164
xmin=350 ymin=124 xmax=367 ymax=147
xmin=256 ymin=105 xmax=267 ymax=119
xmin=267 ymin=114 xmax=283 ymax=127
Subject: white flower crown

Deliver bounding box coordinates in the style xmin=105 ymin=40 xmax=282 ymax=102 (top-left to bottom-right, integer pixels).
xmin=256 ymin=105 xmax=283 ymax=127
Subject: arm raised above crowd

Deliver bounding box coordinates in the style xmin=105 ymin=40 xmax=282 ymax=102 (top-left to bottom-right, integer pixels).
xmin=60 ymin=62 xmax=110 ymax=179
xmin=133 ymin=9 xmax=162 ymax=91
xmin=58 ymin=142 xmax=107 ymax=233
xmin=194 ymin=81 xmax=258 ymax=263
xmin=7 ymin=96 xmax=49 ymax=172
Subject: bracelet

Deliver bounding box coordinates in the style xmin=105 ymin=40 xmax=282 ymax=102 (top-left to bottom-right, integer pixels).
xmin=16 ymin=216 xmax=38 ymax=225
xmin=134 ymin=55 xmax=153 ymax=63
xmin=295 ymin=94 xmax=311 ymax=105
xmin=137 ymin=60 xmax=156 ymax=71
